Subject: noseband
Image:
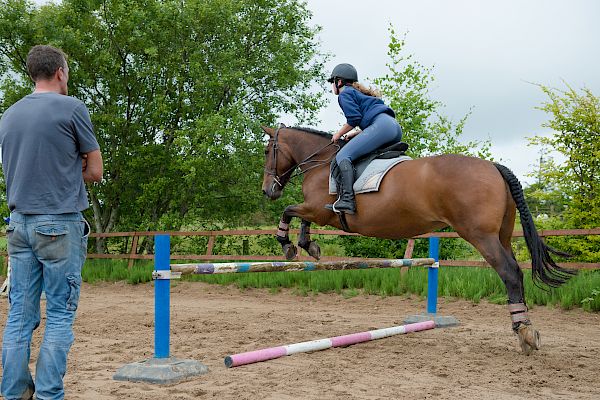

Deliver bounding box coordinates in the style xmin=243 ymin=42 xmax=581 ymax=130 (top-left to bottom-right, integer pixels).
xmin=265 ymin=124 xmax=339 ymax=192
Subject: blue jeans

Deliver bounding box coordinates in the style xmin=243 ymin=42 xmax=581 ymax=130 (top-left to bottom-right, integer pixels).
xmin=1 ymin=213 xmax=88 ymax=400
xmin=336 ymin=112 xmax=403 ymax=164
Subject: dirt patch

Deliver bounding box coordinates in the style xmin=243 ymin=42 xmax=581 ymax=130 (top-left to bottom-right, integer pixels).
xmin=1 ymin=281 xmax=599 ymax=399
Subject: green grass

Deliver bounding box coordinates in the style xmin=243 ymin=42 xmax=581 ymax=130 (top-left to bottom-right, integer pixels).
xmin=2 ymin=258 xmax=599 ymax=311
xmin=177 ymin=262 xmax=600 ymax=311
xmin=81 ymin=259 xmax=155 ymax=284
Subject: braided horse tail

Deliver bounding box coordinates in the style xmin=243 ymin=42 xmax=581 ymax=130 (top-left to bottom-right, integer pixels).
xmin=494 ymin=163 xmax=577 ymax=287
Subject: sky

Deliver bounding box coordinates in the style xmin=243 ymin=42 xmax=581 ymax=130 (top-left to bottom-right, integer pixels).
xmin=30 ymin=0 xmax=600 ymax=184
xmin=302 ymin=0 xmax=600 ymax=183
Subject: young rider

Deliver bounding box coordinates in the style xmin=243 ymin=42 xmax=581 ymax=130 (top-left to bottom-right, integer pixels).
xmin=326 ymin=63 xmax=403 ymax=214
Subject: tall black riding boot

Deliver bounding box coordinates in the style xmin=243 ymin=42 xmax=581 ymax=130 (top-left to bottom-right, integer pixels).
xmin=325 ymin=160 xmax=341 ymax=212
xmin=326 ymin=159 xmax=356 ymax=214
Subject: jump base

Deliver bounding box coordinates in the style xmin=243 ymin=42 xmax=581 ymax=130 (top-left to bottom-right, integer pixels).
xmin=113 ymin=357 xmax=208 ymax=384
xmin=404 ymin=313 xmax=460 ymax=328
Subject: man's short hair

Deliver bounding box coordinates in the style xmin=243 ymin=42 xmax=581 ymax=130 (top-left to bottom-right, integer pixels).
xmin=26 ymin=45 xmax=67 ymax=82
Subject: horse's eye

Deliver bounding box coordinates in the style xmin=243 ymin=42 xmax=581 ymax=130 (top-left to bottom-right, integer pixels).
xmin=264 ymin=148 xmax=269 ymax=155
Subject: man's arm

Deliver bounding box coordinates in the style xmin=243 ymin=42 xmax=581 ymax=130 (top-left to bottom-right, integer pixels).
xmin=82 ymin=149 xmax=103 ymax=183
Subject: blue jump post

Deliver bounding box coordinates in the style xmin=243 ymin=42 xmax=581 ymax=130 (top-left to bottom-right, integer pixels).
xmin=404 ymin=236 xmax=459 ymax=328
xmin=154 ymin=234 xmax=170 ymax=358
xmin=113 ymin=234 xmax=208 ymax=384
xmin=427 ymin=236 xmax=439 ymax=314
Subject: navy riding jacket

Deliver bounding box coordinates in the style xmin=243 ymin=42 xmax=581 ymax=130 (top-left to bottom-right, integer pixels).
xmin=337 ymin=86 xmax=395 ymax=130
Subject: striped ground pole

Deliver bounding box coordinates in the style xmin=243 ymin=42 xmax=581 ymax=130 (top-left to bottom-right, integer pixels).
xmin=224 ymin=320 xmax=436 ymax=368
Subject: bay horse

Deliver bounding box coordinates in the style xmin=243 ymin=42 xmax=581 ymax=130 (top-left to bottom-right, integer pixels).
xmin=260 ymin=124 xmax=575 ymax=354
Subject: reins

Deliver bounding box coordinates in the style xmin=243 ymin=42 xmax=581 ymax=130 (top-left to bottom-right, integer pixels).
xmin=266 ymin=125 xmax=339 ymax=189
xmin=287 ymin=141 xmax=338 ymax=179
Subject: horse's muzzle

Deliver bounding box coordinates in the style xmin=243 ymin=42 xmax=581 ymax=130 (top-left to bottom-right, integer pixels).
xmin=263 ymin=184 xmax=282 ymax=200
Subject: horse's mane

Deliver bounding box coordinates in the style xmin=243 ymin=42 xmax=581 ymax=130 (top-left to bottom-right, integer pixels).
xmin=290 ymin=126 xmax=333 ymax=139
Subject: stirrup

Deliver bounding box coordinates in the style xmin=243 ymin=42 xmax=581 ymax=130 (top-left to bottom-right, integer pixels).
xmin=325 ymin=201 xmax=355 ymax=215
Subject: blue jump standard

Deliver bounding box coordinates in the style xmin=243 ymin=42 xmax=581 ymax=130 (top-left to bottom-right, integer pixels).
xmin=404 ymin=237 xmax=459 ymax=328
xmin=113 ymin=235 xmax=208 ymax=384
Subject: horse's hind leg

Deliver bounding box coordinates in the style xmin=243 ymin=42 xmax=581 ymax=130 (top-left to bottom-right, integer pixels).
xmin=468 ymin=234 xmax=540 ymax=354
xmin=298 ymin=220 xmax=321 ymax=260
xmin=498 ymin=209 xmax=541 ymax=354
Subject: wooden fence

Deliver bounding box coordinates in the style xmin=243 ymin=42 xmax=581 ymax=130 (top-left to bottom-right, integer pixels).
xmin=83 ymin=228 xmax=600 ymax=270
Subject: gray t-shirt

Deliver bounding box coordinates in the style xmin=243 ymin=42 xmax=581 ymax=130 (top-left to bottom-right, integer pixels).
xmin=0 ymin=92 xmax=100 ymax=214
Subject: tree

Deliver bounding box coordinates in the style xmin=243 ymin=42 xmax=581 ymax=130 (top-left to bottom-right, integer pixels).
xmin=523 ymin=148 xmax=569 ymax=218
xmin=0 ymin=0 xmax=325 ymax=251
xmin=373 ymin=27 xmax=491 ymax=158
xmin=529 ymin=83 xmax=600 ymax=260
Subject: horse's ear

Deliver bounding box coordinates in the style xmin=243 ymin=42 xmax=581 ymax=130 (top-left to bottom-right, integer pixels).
xmin=261 ymin=126 xmax=275 ymax=137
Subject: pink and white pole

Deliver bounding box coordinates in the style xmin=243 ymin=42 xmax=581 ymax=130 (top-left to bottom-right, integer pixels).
xmin=224 ymin=320 xmax=435 ymax=368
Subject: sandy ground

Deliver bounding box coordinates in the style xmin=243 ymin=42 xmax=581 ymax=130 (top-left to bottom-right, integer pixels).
xmin=0 ymin=281 xmax=599 ymax=400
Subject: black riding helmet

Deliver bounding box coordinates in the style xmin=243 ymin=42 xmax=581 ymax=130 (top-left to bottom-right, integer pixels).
xmin=327 ymin=63 xmax=358 ymax=84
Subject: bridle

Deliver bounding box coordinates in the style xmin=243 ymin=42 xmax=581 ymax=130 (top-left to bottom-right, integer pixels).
xmin=265 ymin=124 xmax=339 ymax=192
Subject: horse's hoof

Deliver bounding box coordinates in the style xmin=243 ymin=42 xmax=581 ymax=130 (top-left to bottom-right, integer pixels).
xmin=517 ymin=325 xmax=540 ymax=355
xmin=283 ymin=244 xmax=297 ymax=260
xmin=307 ymin=241 xmax=321 ymax=260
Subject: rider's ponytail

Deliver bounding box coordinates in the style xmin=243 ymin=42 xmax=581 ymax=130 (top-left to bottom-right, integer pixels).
xmin=351 ymin=82 xmax=382 ymax=98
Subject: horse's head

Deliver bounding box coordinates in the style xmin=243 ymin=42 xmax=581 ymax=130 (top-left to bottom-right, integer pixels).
xmin=261 ymin=125 xmax=296 ymax=200
xmin=261 ymin=124 xmax=335 ymax=200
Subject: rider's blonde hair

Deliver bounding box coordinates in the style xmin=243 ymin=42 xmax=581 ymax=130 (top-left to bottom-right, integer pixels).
xmin=351 ymin=82 xmax=382 ymax=98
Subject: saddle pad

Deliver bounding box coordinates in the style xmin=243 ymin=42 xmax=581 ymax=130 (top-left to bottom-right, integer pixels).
xmin=329 ymin=155 xmax=412 ymax=195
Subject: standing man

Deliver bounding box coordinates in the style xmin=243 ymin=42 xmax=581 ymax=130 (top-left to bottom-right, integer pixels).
xmin=0 ymin=45 xmax=102 ymax=400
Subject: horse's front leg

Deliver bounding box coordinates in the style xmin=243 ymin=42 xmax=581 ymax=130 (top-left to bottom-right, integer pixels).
xmin=276 ymin=207 xmax=297 ymax=260
xmin=277 ymin=204 xmax=324 ymax=260
xmin=298 ymin=219 xmax=321 ymax=260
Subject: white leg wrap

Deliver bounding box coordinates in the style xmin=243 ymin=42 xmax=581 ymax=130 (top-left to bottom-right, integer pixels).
xmin=508 ymin=303 xmax=529 ymax=324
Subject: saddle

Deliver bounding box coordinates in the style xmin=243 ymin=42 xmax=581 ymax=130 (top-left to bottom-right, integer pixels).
xmin=328 ymin=141 xmax=410 ymax=232
xmin=353 ymin=141 xmax=408 ymax=180
xmin=331 ymin=141 xmax=409 ymax=185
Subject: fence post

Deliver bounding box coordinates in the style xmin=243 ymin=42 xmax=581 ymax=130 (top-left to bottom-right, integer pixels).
xmin=206 ymin=236 xmax=215 ymax=257
xmin=127 ymin=235 xmax=139 ymax=269
xmin=403 ymin=239 xmax=415 ymax=259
